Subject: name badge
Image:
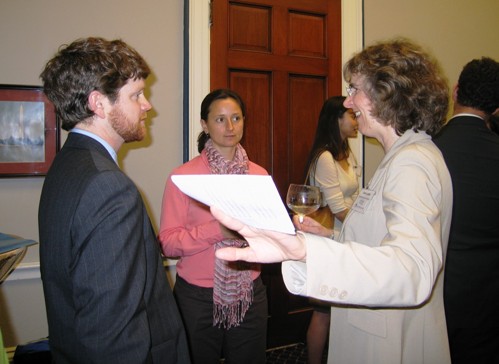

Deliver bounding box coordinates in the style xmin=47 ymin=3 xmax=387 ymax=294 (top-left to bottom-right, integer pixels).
xmin=352 ymin=188 xmax=375 ymax=214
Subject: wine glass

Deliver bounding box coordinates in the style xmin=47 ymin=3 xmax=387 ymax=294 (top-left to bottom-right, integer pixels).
xmin=286 ymin=184 xmax=321 ymax=223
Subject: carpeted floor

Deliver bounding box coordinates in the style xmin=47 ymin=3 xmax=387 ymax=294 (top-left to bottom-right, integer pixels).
xmin=8 ymin=341 xmax=325 ymax=364
xmin=265 ymin=342 xmax=328 ymax=363
xmin=221 ymin=342 xmax=326 ymax=363
xmin=265 ymin=343 xmax=307 ymax=363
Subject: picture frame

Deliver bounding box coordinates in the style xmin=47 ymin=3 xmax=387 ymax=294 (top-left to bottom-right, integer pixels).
xmin=0 ymin=84 xmax=59 ymax=177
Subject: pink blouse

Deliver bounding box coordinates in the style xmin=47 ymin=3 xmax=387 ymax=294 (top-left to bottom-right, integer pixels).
xmin=159 ymin=150 xmax=268 ymax=287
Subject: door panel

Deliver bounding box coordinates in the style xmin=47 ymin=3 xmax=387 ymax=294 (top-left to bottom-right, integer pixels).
xmin=211 ymin=0 xmax=341 ymax=347
xmin=229 ymin=4 xmax=271 ymax=52
xmin=289 ymin=11 xmax=327 ymax=58
xmin=229 ymin=70 xmax=273 ymax=170
xmin=289 ymin=76 xmax=326 ymax=184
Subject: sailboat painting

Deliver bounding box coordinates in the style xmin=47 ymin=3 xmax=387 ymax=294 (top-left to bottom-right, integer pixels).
xmin=0 ymin=101 xmax=45 ymax=163
xmin=0 ymin=85 xmax=58 ymax=176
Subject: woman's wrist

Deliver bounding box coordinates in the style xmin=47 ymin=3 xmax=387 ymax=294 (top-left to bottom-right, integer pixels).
xmin=294 ymin=231 xmax=308 ymax=261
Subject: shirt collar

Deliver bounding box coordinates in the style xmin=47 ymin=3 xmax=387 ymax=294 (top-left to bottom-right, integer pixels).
xmin=451 ymin=113 xmax=484 ymax=121
xmin=70 ymin=128 xmax=118 ymax=164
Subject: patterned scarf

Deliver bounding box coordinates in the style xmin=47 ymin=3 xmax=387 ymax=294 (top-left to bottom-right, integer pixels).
xmin=205 ymin=139 xmax=254 ymax=329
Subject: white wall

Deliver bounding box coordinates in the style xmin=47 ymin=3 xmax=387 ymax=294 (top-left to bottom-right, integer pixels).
xmin=0 ymin=0 xmax=183 ymax=347
xmin=362 ymin=0 xmax=499 ymax=182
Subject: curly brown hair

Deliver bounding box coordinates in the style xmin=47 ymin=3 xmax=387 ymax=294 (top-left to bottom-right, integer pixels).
xmin=343 ymin=38 xmax=449 ymax=136
xmin=40 ymin=37 xmax=150 ymax=131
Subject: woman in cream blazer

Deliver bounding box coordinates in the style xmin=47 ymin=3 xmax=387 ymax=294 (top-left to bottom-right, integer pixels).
xmin=213 ymin=38 xmax=453 ymax=364
xmin=283 ymin=128 xmax=452 ymax=363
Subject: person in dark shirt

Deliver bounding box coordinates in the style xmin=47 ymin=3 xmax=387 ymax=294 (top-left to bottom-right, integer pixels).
xmin=433 ymin=56 xmax=499 ymax=364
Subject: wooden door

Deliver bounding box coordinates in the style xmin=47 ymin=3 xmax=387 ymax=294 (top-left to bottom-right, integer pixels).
xmin=210 ymin=0 xmax=342 ymax=347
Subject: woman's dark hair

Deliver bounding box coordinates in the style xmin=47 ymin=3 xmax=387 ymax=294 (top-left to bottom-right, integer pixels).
xmin=343 ymin=38 xmax=449 ymax=136
xmin=40 ymin=37 xmax=150 ymax=131
xmin=303 ymin=96 xmax=350 ymax=180
xmin=197 ymin=88 xmax=246 ymax=153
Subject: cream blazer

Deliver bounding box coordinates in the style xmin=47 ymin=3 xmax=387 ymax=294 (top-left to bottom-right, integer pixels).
xmin=283 ymin=130 xmax=452 ymax=364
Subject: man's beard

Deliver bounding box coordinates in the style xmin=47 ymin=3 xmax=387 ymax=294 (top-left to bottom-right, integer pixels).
xmin=109 ymin=106 xmax=145 ymax=142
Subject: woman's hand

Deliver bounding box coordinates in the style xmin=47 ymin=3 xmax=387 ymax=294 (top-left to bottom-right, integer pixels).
xmin=293 ymin=215 xmax=334 ymax=238
xmin=211 ymin=206 xmax=307 ymax=263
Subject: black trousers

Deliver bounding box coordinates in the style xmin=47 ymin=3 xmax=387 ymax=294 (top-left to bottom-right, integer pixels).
xmin=174 ymin=275 xmax=268 ymax=364
xmin=447 ymin=327 xmax=499 ymax=364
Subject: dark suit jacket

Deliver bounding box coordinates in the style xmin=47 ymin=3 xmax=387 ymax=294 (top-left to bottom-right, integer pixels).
xmin=433 ymin=115 xmax=499 ymax=328
xmin=39 ymin=133 xmax=190 ymax=363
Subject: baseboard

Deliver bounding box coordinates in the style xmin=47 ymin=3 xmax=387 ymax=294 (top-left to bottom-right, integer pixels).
xmin=4 ymin=263 xmax=40 ymax=282
xmin=5 ymin=259 xmax=176 ymax=282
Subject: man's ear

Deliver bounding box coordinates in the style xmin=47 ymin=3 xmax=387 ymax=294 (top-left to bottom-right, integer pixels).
xmin=88 ymin=90 xmax=106 ymax=119
xmin=452 ymin=84 xmax=459 ymax=103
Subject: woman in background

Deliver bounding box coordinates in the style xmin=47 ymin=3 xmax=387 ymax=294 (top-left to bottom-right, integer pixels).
xmin=159 ymin=89 xmax=268 ymax=364
xmin=304 ymin=95 xmax=359 ymax=364
xmin=305 ymin=95 xmax=360 ymax=238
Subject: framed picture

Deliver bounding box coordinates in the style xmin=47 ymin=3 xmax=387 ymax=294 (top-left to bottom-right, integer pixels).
xmin=0 ymin=85 xmax=59 ymax=177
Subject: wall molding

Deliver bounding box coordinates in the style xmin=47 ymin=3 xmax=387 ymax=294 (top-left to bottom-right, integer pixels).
xmin=188 ymin=0 xmax=210 ymax=160
xmin=5 ymin=260 xmax=177 ymax=283
xmin=4 ymin=262 xmax=41 ymax=282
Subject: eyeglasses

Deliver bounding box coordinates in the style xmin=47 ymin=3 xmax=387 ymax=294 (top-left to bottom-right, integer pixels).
xmin=346 ymin=84 xmax=358 ymax=97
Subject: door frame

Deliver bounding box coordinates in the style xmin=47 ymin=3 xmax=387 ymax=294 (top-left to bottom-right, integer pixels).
xmin=187 ymin=0 xmax=364 ymax=183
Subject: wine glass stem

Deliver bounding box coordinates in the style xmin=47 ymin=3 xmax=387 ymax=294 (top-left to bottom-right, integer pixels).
xmin=299 ymin=215 xmax=304 ymax=223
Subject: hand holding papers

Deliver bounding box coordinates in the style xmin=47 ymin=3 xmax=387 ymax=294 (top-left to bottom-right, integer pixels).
xmin=171 ymin=175 xmax=296 ymax=235
xmin=211 ymin=206 xmax=307 ymax=263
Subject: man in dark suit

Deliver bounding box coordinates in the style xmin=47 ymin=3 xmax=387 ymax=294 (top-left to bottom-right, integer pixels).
xmin=433 ymin=57 xmax=499 ymax=364
xmin=38 ymin=37 xmax=190 ymax=363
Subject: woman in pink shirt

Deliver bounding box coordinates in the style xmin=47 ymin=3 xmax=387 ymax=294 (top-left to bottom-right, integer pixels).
xmin=159 ymin=89 xmax=268 ymax=364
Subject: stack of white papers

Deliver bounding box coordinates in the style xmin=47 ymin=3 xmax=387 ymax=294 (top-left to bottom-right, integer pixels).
xmin=171 ymin=174 xmax=296 ymax=235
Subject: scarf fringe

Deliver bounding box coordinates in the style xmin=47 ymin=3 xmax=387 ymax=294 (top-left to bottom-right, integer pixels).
xmin=213 ymin=287 xmax=253 ymax=329
xmin=213 ymin=239 xmax=254 ymax=329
